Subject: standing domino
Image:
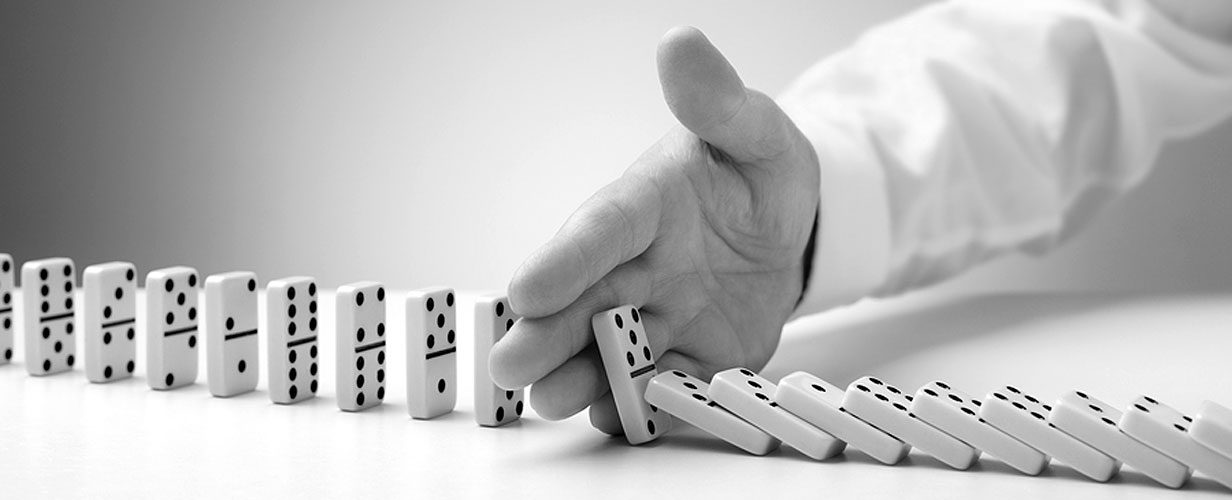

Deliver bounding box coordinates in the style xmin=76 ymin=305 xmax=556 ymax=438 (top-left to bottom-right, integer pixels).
xmin=776 ymin=371 xmax=910 ymax=465
xmin=336 ymin=282 xmax=387 ymax=412
xmin=22 ymin=258 xmax=77 ymax=375
xmin=266 ymin=277 xmax=320 ymax=404
xmin=83 ymin=262 xmax=138 ymax=382
xmin=406 ymin=287 xmax=457 ymax=419
xmin=0 ymin=254 xmax=14 ymax=364
xmin=204 ymin=272 xmax=259 ymax=397
xmin=646 ymin=370 xmax=780 ymax=455
xmin=842 ymin=376 xmax=978 ymax=470
xmin=146 ymin=266 xmax=201 ymax=390
xmin=1051 ymin=390 xmax=1190 ymax=488
xmin=1191 ymin=401 xmax=1232 ymax=461
xmin=592 ymin=305 xmax=671 ymax=444
xmin=1121 ymin=396 xmax=1232 ymax=490
xmin=980 ymin=385 xmax=1118 ymax=481
xmin=912 ymin=380 xmax=1048 ymax=475
xmin=473 ymin=295 xmax=523 ymax=427
xmin=709 ymin=368 xmax=846 ymax=460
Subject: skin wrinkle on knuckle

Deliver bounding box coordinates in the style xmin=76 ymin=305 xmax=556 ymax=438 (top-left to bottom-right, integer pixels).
xmin=577 ymin=194 xmax=638 ymax=284
xmin=747 ymin=91 xmax=794 ymax=160
xmin=700 ymin=87 xmax=751 ymax=141
xmin=566 ymin=280 xmax=616 ymax=358
xmin=562 ymin=234 xmax=592 ymax=305
xmin=620 ymin=169 xmax=669 ymax=251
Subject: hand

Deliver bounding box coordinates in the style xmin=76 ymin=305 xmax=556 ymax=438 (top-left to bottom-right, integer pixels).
xmin=489 ymin=27 xmax=821 ymax=434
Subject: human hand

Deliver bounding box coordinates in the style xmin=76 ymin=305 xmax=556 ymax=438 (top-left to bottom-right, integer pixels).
xmin=489 ymin=27 xmax=821 ymax=434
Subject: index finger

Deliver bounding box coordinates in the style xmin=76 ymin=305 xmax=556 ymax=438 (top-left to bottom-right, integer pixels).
xmin=508 ymin=172 xmax=662 ymax=318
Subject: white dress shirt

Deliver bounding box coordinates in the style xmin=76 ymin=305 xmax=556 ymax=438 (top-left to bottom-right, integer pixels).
xmin=780 ymin=0 xmax=1232 ymax=317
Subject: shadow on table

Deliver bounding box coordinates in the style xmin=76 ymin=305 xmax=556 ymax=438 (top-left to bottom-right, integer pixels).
xmin=762 ymin=293 xmax=1132 ymax=384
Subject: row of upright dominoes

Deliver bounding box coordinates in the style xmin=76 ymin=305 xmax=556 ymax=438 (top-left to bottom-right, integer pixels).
xmin=0 ymin=254 xmax=524 ymax=426
xmin=588 ymin=304 xmax=1232 ymax=491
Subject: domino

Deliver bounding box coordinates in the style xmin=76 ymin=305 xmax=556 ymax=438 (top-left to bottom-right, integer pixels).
xmin=775 ymin=371 xmax=909 ymax=465
xmin=646 ymin=370 xmax=780 ymax=455
xmin=1121 ymin=396 xmax=1232 ymax=490
xmin=1051 ymin=390 xmax=1189 ymax=488
xmin=82 ymin=262 xmax=138 ymax=382
xmin=204 ymin=272 xmax=260 ymax=397
xmin=708 ymin=368 xmax=846 ymax=460
xmin=0 ymin=254 xmax=14 ymax=364
xmin=1192 ymin=401 xmax=1232 ymax=461
xmin=406 ymin=287 xmax=457 ymax=419
xmin=842 ymin=376 xmax=977 ymax=470
xmin=146 ymin=267 xmax=201 ymax=390
xmin=591 ymin=305 xmax=672 ymax=444
xmin=336 ymin=282 xmax=388 ymax=412
xmin=265 ymin=277 xmax=320 ymax=404
xmin=912 ymin=381 xmax=1047 ymax=475
xmin=980 ymin=385 xmax=1117 ymax=481
xmin=22 ymin=257 xmax=77 ymax=375
xmin=473 ymin=294 xmax=523 ymax=427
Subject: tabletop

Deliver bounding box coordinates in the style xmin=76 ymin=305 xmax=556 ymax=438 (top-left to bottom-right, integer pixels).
xmin=1 ymin=289 xmax=1229 ymax=498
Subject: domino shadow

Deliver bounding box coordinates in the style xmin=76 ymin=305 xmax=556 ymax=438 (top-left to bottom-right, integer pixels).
xmin=1099 ymin=467 xmax=1229 ymax=494
xmin=763 ymin=292 xmax=1130 ymax=384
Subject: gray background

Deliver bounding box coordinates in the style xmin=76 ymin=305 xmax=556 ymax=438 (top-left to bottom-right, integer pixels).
xmin=2 ymin=0 xmax=1230 ymax=295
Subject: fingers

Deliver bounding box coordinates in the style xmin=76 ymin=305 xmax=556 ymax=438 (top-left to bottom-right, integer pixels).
xmin=588 ymin=395 xmax=623 ymax=436
xmin=507 ymin=174 xmax=662 ymax=319
xmin=656 ymin=26 xmax=795 ymax=164
xmin=528 ymin=346 xmax=609 ymax=421
xmin=491 ymin=259 xmax=653 ymax=390
xmin=527 ymin=311 xmax=672 ymax=420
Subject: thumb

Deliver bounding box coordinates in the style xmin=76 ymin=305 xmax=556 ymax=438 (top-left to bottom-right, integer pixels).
xmin=657 ymin=26 xmax=794 ymax=164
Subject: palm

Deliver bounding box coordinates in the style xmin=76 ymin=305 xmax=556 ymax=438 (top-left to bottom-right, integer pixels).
xmin=632 ymin=126 xmax=814 ymax=374
xmin=488 ymin=27 xmax=820 ymax=433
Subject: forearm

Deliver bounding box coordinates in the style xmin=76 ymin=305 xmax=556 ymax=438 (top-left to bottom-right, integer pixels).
xmin=783 ymin=0 xmax=1232 ymax=317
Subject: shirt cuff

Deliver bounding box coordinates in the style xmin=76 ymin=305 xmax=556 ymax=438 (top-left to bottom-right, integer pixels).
xmin=780 ymin=104 xmax=893 ymax=320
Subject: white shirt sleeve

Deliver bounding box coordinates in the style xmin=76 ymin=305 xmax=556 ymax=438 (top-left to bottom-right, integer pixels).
xmin=779 ymin=0 xmax=1232 ymax=318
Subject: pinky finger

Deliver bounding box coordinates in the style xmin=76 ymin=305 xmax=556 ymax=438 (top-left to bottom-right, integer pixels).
xmin=588 ymin=394 xmax=623 ymax=436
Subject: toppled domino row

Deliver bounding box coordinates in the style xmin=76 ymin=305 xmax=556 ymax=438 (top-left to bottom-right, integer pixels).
xmin=5 ymin=253 xmax=1228 ymax=489
xmin=589 ymin=304 xmax=1232 ymax=491
xmin=0 ymin=254 xmax=528 ymax=427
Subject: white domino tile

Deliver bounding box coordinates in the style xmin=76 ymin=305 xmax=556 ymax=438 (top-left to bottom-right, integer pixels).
xmin=591 ymin=305 xmax=671 ymax=444
xmin=1050 ymin=390 xmax=1189 ymax=488
xmin=842 ymin=376 xmax=977 ymax=470
xmin=912 ymin=381 xmax=1048 ymax=475
xmin=406 ymin=287 xmax=458 ymax=419
xmin=265 ymin=277 xmax=320 ymax=404
xmin=473 ymin=295 xmax=523 ymax=427
xmin=1121 ymin=396 xmax=1232 ymax=490
xmin=145 ymin=266 xmax=200 ymax=390
xmin=22 ymin=257 xmax=77 ymax=375
xmin=335 ymin=282 xmax=388 ymax=412
xmin=0 ymin=254 xmax=14 ymax=364
xmin=1192 ymin=401 xmax=1232 ymax=462
xmin=980 ymin=385 xmax=1118 ymax=482
xmin=82 ymin=262 xmax=138 ymax=383
xmin=775 ymin=371 xmax=909 ymax=465
xmin=204 ymin=272 xmax=260 ymax=397
xmin=646 ymin=370 xmax=779 ymax=455
xmin=708 ymin=368 xmax=845 ymax=460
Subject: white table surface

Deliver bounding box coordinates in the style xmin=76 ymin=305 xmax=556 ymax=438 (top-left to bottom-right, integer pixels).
xmin=2 ymin=289 xmax=1230 ymax=498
